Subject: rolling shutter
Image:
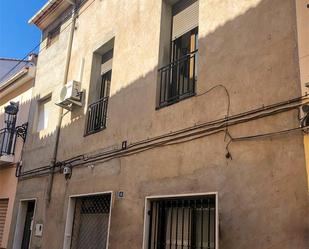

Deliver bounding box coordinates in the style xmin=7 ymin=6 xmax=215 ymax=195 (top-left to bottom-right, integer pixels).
xmin=172 ymin=0 xmax=199 ymax=40
xmin=0 ymin=199 xmax=9 ymax=246
xmin=101 ymin=49 xmax=113 ymax=75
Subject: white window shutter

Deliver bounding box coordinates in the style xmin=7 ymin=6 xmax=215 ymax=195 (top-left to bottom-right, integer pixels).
xmin=101 ymin=58 xmax=113 ymax=75
xmin=172 ymin=0 xmax=199 ymax=40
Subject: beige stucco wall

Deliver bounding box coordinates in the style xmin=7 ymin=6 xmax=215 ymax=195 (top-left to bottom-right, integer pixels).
xmin=0 ymin=79 xmax=33 ymax=248
xmin=9 ymin=0 xmax=309 ymax=249
xmin=296 ymin=0 xmax=309 ymax=89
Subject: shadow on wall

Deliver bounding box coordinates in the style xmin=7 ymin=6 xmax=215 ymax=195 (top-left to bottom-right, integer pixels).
xmin=11 ymin=1 xmax=309 ymax=249
xmin=20 ymin=0 xmax=301 ymax=172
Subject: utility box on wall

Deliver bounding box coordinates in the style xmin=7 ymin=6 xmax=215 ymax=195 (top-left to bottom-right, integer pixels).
xmin=35 ymin=224 xmax=43 ymax=237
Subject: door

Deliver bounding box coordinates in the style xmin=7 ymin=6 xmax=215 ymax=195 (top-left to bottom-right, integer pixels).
xmin=70 ymin=194 xmax=111 ymax=249
xmin=21 ymin=201 xmax=35 ymax=249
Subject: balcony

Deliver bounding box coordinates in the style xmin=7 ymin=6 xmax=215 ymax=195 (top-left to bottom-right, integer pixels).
xmin=85 ymin=97 xmax=108 ymax=135
xmin=157 ymin=50 xmax=198 ymax=108
xmin=0 ymin=128 xmax=16 ymax=166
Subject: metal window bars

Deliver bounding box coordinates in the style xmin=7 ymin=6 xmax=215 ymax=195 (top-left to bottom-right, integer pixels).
xmin=148 ymin=195 xmax=216 ymax=249
xmin=85 ymin=96 xmax=108 ymax=136
xmin=71 ymin=194 xmax=111 ymax=249
xmin=158 ymin=50 xmax=198 ymax=108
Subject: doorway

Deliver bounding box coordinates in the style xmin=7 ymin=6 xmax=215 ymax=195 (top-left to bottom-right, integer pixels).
xmin=12 ymin=199 xmax=36 ymax=249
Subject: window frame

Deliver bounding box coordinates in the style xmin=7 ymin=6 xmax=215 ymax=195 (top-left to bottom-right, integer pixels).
xmin=156 ymin=0 xmax=199 ymax=109
xmin=35 ymin=95 xmax=52 ymax=133
xmin=142 ymin=192 xmax=219 ymax=249
xmin=63 ymin=191 xmax=113 ymax=249
xmin=12 ymin=198 xmax=37 ymax=249
xmin=46 ymin=25 xmax=61 ymax=48
xmin=84 ymin=45 xmax=114 ymax=136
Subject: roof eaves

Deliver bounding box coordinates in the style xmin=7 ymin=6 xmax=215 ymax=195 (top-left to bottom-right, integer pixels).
xmin=28 ymin=0 xmax=63 ymax=27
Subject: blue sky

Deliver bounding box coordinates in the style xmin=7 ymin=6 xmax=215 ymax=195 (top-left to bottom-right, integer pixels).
xmin=0 ymin=0 xmax=46 ymax=59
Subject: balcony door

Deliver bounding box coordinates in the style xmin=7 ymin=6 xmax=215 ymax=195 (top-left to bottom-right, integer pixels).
xmin=100 ymin=70 xmax=111 ymax=100
xmin=170 ymin=28 xmax=198 ymax=100
xmin=157 ymin=0 xmax=199 ymax=107
xmin=85 ymin=48 xmax=113 ymax=135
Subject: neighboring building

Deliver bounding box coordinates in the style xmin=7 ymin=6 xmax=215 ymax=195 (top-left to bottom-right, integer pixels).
xmin=297 ymin=1 xmax=309 ymax=193
xmin=0 ymin=55 xmax=36 ymax=249
xmin=7 ymin=1 xmax=309 ymax=249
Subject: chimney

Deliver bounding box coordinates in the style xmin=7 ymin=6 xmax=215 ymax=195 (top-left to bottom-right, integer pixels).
xmin=28 ymin=53 xmax=38 ymax=65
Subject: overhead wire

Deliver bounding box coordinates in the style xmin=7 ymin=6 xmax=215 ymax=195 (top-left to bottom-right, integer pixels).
xmin=17 ymin=95 xmax=309 ymax=178
xmin=0 ymin=0 xmax=96 ymax=83
xmin=8 ymin=1 xmax=309 ymax=178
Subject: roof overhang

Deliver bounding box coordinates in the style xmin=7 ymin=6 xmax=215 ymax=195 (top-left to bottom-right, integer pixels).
xmin=28 ymin=0 xmax=73 ymax=30
xmin=0 ymin=66 xmax=36 ymax=99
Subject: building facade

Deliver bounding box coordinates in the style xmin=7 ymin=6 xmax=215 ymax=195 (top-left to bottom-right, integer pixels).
xmin=0 ymin=56 xmax=36 ymax=249
xmin=7 ymin=0 xmax=309 ymax=249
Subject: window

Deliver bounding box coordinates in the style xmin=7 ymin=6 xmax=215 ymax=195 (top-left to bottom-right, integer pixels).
xmin=85 ymin=41 xmax=114 ymax=136
xmin=157 ymin=0 xmax=199 ymax=108
xmin=68 ymin=194 xmax=112 ymax=249
xmin=46 ymin=25 xmax=60 ymax=48
xmin=146 ymin=194 xmax=217 ymax=249
xmin=0 ymin=199 xmax=9 ymax=247
xmin=37 ymin=96 xmax=52 ymax=132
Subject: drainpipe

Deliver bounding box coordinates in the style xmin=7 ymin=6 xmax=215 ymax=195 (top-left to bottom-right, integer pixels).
xmin=46 ymin=1 xmax=77 ymax=204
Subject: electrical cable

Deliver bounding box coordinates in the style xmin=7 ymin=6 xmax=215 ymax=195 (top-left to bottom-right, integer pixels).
xmin=71 ymin=101 xmax=305 ymax=166
xmin=225 ymin=125 xmax=308 ymax=154
xmin=0 ymin=0 xmax=96 ymax=83
xmin=17 ymin=96 xmax=309 ymax=178
xmin=7 ymin=0 xmax=308 ymax=177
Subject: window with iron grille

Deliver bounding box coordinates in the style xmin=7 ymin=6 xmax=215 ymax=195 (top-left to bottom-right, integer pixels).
xmin=85 ymin=47 xmax=113 ymax=136
xmin=157 ymin=0 xmax=199 ymax=108
xmin=147 ymin=195 xmax=216 ymax=249
xmin=70 ymin=194 xmax=111 ymax=249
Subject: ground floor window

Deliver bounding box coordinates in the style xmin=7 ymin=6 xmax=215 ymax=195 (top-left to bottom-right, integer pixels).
xmin=70 ymin=194 xmax=111 ymax=249
xmin=147 ymin=194 xmax=217 ymax=249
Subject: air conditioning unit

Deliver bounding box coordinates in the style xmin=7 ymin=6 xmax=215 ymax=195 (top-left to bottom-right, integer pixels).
xmin=56 ymin=80 xmax=83 ymax=110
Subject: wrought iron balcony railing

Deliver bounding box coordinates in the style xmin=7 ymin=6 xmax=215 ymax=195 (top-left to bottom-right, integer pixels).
xmin=157 ymin=50 xmax=198 ymax=108
xmin=0 ymin=128 xmax=16 ymax=156
xmin=85 ymin=96 xmax=108 ymax=135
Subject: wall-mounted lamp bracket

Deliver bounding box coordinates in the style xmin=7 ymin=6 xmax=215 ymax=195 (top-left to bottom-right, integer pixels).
xmin=15 ymin=123 xmax=28 ymax=142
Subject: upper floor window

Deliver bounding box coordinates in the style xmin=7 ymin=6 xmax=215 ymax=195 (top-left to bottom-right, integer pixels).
xmin=37 ymin=96 xmax=52 ymax=132
xmin=146 ymin=194 xmax=217 ymax=249
xmin=46 ymin=25 xmax=60 ymax=48
xmin=85 ymin=39 xmax=114 ymax=136
xmin=157 ymin=0 xmax=199 ymax=108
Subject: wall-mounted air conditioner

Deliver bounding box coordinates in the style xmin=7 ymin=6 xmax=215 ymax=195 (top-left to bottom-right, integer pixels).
xmin=56 ymin=80 xmax=83 ymax=110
